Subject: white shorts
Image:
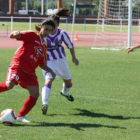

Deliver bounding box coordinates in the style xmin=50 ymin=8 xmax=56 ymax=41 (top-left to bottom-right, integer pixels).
xmin=42 ymin=58 xmax=71 ymax=80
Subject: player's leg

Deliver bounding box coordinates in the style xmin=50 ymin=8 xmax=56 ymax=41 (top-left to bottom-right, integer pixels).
xmin=61 ymin=79 xmax=72 ymax=94
xmin=0 ymin=65 xmax=18 ymax=93
xmin=17 ymin=86 xmax=39 ymax=123
xmin=17 ymin=74 xmax=39 ymax=123
xmin=56 ymin=58 xmax=74 ymax=101
xmin=60 ymin=79 xmax=74 ymax=101
xmin=41 ymin=79 xmax=53 ymax=114
xmin=0 ymin=81 xmax=15 ymax=93
xmin=41 ymin=61 xmax=55 ymax=115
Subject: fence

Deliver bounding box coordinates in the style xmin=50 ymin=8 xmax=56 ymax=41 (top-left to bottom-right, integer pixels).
xmin=0 ymin=23 xmax=9 ymax=36
xmin=0 ymin=16 xmax=97 ymax=32
xmin=1 ymin=16 xmax=140 ymax=47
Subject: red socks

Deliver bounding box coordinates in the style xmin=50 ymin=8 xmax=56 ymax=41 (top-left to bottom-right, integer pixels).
xmin=17 ymin=96 xmax=37 ymax=117
xmin=0 ymin=83 xmax=37 ymax=117
xmin=0 ymin=82 xmax=8 ymax=93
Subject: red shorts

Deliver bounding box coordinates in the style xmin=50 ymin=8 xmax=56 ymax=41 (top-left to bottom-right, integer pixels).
xmin=6 ymin=65 xmax=39 ymax=89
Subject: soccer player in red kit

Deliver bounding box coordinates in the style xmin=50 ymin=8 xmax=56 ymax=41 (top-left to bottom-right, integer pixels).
xmin=0 ymin=19 xmax=56 ymax=123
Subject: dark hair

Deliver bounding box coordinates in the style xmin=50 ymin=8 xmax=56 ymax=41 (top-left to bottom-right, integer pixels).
xmin=49 ymin=8 xmax=71 ymax=25
xmin=35 ymin=19 xmax=55 ymax=32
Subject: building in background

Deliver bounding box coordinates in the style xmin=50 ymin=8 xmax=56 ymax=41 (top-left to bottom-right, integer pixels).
xmin=0 ymin=0 xmax=8 ymax=14
xmin=0 ymin=0 xmax=25 ymax=14
xmin=0 ymin=0 xmax=96 ymax=17
xmin=67 ymin=0 xmax=95 ymax=16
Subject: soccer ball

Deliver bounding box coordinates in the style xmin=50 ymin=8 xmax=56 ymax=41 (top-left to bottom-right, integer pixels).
xmin=0 ymin=109 xmax=17 ymax=126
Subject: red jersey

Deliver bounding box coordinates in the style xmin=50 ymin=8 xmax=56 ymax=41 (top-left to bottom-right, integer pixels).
xmin=10 ymin=31 xmax=47 ymax=74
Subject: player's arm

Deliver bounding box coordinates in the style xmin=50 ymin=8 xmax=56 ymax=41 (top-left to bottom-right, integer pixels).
xmin=62 ymin=31 xmax=79 ymax=65
xmin=69 ymin=48 xmax=79 ymax=66
xmin=127 ymin=44 xmax=140 ymax=54
xmin=9 ymin=31 xmax=21 ymax=39
xmin=39 ymin=65 xmax=56 ymax=78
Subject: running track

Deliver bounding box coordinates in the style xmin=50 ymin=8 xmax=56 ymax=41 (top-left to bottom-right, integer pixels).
xmin=0 ymin=31 xmax=94 ymax=48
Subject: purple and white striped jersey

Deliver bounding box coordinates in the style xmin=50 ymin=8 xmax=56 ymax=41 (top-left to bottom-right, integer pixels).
xmin=44 ymin=28 xmax=74 ymax=61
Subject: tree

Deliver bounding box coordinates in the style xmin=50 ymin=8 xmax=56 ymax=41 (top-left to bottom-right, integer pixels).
xmin=29 ymin=0 xmax=41 ymax=11
xmin=92 ymin=0 xmax=100 ymax=16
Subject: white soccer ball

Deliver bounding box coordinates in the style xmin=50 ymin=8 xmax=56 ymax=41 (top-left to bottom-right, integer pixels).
xmin=0 ymin=109 xmax=17 ymax=126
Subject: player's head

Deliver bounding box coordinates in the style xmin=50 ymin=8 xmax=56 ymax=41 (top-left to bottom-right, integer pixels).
xmin=35 ymin=19 xmax=55 ymax=38
xmin=49 ymin=8 xmax=71 ymax=27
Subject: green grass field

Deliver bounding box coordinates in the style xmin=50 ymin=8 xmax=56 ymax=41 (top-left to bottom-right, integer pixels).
xmin=0 ymin=48 xmax=140 ymax=140
xmin=1 ymin=21 xmax=140 ymax=33
xmin=0 ymin=22 xmax=96 ymax=32
xmin=0 ymin=22 xmax=140 ymax=33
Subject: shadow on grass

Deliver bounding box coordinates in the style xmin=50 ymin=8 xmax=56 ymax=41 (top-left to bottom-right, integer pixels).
xmin=11 ymin=108 xmax=139 ymax=130
xmin=72 ymin=109 xmax=140 ymax=120
xmin=13 ymin=122 xmax=126 ymax=130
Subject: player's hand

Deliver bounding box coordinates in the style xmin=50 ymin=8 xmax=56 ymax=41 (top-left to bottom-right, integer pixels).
xmin=46 ymin=67 xmax=56 ymax=78
xmin=72 ymin=58 xmax=79 ymax=66
xmin=10 ymin=31 xmax=20 ymax=39
xmin=126 ymin=47 xmax=134 ymax=54
xmin=40 ymin=65 xmax=56 ymax=78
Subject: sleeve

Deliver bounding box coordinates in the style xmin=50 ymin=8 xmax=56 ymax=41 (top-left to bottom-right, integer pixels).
xmin=62 ymin=31 xmax=74 ymax=49
xmin=16 ymin=31 xmax=35 ymax=42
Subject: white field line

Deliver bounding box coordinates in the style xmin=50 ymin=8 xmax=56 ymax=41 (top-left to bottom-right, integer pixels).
xmin=12 ymin=88 xmax=140 ymax=104
xmin=91 ymin=47 xmax=123 ymax=51
xmin=74 ymin=95 xmax=140 ymax=104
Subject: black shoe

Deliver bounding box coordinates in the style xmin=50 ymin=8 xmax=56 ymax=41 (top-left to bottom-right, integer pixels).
xmin=42 ymin=104 xmax=48 ymax=115
xmin=60 ymin=92 xmax=74 ymax=102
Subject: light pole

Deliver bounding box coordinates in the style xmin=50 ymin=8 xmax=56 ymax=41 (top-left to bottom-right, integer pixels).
xmin=46 ymin=0 xmax=48 ymax=15
xmin=41 ymin=0 xmax=44 ymax=15
xmin=71 ymin=0 xmax=77 ymax=42
xmin=25 ymin=0 xmax=28 ymax=11
xmin=128 ymin=0 xmax=132 ymax=47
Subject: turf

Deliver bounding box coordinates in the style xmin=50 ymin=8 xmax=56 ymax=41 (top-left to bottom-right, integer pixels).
xmin=0 ymin=48 xmax=140 ymax=140
xmin=1 ymin=21 xmax=140 ymax=34
xmin=0 ymin=22 xmax=97 ymax=32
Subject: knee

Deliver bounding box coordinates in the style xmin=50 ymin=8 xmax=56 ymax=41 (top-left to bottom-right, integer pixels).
xmin=31 ymin=92 xmax=39 ymax=98
xmin=35 ymin=94 xmax=39 ymax=98
xmin=5 ymin=81 xmax=15 ymax=90
xmin=45 ymin=79 xmax=53 ymax=85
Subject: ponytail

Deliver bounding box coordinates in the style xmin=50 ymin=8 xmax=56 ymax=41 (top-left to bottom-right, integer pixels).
xmin=49 ymin=8 xmax=71 ymax=25
xmin=54 ymin=8 xmax=71 ymax=17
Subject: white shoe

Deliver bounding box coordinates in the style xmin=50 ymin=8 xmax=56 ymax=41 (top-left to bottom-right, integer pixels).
xmin=17 ymin=116 xmax=31 ymax=123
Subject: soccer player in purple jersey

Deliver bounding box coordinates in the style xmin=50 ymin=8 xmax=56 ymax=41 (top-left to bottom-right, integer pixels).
xmin=41 ymin=9 xmax=79 ymax=114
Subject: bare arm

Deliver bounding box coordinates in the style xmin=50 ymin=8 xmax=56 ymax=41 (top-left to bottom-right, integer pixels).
xmin=9 ymin=31 xmax=21 ymax=39
xmin=69 ymin=48 xmax=79 ymax=66
xmin=127 ymin=44 xmax=140 ymax=54
xmin=62 ymin=31 xmax=79 ymax=65
xmin=39 ymin=64 xmax=56 ymax=78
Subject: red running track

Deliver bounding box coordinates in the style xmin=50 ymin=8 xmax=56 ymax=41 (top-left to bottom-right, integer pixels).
xmin=0 ymin=31 xmax=94 ymax=48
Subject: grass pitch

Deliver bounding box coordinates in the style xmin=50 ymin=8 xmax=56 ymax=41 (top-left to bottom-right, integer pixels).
xmin=1 ymin=21 xmax=140 ymax=33
xmin=0 ymin=48 xmax=140 ymax=140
